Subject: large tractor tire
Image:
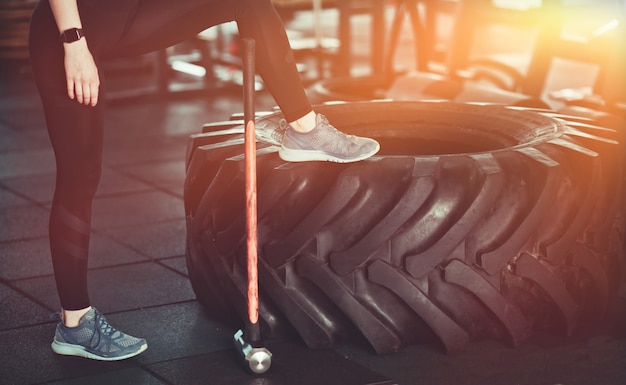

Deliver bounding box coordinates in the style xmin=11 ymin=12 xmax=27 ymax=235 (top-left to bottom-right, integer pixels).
xmin=307 ymin=72 xmax=550 ymax=109
xmin=184 ymin=101 xmax=624 ymax=354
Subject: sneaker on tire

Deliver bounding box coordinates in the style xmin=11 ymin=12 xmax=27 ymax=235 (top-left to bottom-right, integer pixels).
xmin=279 ymin=114 xmax=380 ymax=163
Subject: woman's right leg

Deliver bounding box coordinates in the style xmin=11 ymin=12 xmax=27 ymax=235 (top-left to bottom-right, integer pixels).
xmin=29 ymin=2 xmax=148 ymax=361
xmin=29 ymin=0 xmax=105 ymax=316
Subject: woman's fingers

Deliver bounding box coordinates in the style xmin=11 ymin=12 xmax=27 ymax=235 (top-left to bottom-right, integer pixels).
xmin=67 ymin=74 xmax=99 ymax=106
xmin=80 ymin=75 xmax=99 ymax=106
xmin=80 ymin=84 xmax=89 ymax=105
xmin=67 ymin=79 xmax=75 ymax=100
xmin=89 ymin=81 xmax=98 ymax=106
xmin=75 ymin=83 xmax=83 ymax=104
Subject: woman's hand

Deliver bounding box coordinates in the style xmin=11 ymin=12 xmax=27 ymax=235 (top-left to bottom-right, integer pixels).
xmin=48 ymin=0 xmax=98 ymax=106
xmin=63 ymin=38 xmax=100 ymax=106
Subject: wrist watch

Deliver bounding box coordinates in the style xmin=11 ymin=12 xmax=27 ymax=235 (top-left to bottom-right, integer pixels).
xmin=60 ymin=28 xmax=85 ymax=43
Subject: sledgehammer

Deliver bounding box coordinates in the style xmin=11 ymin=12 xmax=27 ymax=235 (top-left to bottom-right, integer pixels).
xmin=232 ymin=38 xmax=272 ymax=375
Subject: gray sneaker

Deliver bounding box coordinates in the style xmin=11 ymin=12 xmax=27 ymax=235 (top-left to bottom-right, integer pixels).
xmin=279 ymin=114 xmax=380 ymax=163
xmin=51 ymin=307 xmax=147 ymax=361
xmin=255 ymin=116 xmax=288 ymax=146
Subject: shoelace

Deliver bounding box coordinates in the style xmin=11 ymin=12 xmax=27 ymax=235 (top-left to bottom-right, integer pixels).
xmin=317 ymin=115 xmax=356 ymax=140
xmin=94 ymin=311 xmax=115 ymax=336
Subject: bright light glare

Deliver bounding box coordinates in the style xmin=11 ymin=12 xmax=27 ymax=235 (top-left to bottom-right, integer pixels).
xmin=171 ymin=60 xmax=207 ymax=77
xmin=492 ymin=0 xmax=541 ymax=11
xmin=593 ymin=19 xmax=619 ymax=37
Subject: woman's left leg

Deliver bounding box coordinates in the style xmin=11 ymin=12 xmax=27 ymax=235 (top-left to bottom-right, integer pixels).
xmin=110 ymin=0 xmax=379 ymax=162
xmin=109 ymin=0 xmax=312 ymax=123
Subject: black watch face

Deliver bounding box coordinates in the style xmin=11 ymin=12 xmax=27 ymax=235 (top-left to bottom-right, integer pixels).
xmin=62 ymin=28 xmax=83 ymax=43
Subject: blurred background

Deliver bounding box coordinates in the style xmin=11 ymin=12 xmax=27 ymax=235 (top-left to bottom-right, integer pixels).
xmin=2 ymin=0 xmax=624 ymax=115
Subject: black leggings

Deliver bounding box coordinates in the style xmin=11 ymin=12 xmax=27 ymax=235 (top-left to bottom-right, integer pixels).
xmin=29 ymin=0 xmax=312 ymax=310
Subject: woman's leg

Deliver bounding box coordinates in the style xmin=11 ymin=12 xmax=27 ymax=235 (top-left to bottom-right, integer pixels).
xmin=113 ymin=0 xmax=379 ymax=162
xmin=111 ymin=0 xmax=312 ymax=123
xmin=29 ymin=2 xmax=148 ymax=361
xmin=29 ymin=0 xmax=105 ymax=316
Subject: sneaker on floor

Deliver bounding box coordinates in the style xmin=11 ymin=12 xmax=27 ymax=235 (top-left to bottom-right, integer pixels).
xmin=279 ymin=114 xmax=380 ymax=163
xmin=51 ymin=307 xmax=147 ymax=361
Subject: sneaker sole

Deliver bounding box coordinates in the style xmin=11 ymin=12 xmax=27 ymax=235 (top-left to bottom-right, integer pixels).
xmin=51 ymin=340 xmax=148 ymax=361
xmin=279 ymin=144 xmax=380 ymax=163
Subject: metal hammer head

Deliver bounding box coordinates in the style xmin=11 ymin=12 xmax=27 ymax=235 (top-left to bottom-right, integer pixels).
xmin=233 ymin=329 xmax=272 ymax=374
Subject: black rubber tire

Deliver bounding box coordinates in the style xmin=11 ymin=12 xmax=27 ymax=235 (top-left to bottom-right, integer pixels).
xmin=307 ymin=72 xmax=550 ymax=109
xmin=307 ymin=74 xmax=394 ymax=105
xmin=184 ymin=101 xmax=624 ymax=354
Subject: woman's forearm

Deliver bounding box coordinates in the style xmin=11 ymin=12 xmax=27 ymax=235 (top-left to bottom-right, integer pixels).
xmin=49 ymin=0 xmax=83 ymax=33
